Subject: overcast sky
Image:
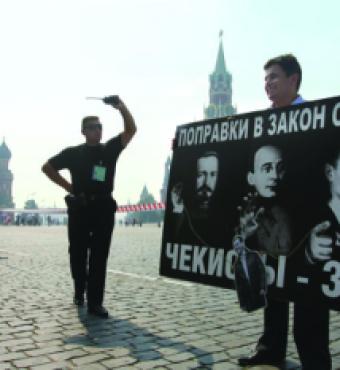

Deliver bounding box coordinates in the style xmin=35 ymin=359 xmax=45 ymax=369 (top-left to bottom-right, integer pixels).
xmin=0 ymin=0 xmax=339 ymax=208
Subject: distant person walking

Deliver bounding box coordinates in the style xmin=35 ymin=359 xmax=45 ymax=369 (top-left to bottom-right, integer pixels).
xmin=42 ymin=96 xmax=136 ymax=318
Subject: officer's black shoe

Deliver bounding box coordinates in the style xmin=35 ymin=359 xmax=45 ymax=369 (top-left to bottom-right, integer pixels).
xmin=73 ymin=294 xmax=84 ymax=306
xmin=88 ymin=305 xmax=109 ymax=318
xmin=238 ymin=351 xmax=284 ymax=367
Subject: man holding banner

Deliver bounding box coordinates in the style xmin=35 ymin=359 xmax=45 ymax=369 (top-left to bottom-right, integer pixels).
xmin=238 ymin=54 xmax=331 ymax=370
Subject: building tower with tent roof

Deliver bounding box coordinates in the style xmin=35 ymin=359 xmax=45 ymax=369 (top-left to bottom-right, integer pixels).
xmin=204 ymin=31 xmax=236 ymax=118
xmin=160 ymin=156 xmax=171 ymax=204
xmin=0 ymin=138 xmax=14 ymax=208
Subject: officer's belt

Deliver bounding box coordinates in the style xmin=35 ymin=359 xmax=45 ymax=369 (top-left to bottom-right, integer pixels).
xmin=76 ymin=193 xmax=112 ymax=201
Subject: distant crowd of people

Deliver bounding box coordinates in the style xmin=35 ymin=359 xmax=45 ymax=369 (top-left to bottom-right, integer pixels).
xmin=0 ymin=213 xmax=67 ymax=226
xmin=122 ymin=218 xmax=143 ymax=227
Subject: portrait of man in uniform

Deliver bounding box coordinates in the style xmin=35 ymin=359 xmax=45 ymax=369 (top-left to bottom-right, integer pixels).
xmin=236 ymin=144 xmax=292 ymax=258
xmin=306 ymin=145 xmax=340 ymax=264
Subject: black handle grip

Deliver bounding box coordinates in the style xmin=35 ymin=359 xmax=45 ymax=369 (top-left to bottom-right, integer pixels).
xmin=103 ymin=95 xmax=120 ymax=105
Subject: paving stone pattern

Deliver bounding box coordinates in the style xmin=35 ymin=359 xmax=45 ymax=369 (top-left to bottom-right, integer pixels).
xmin=0 ymin=226 xmax=339 ymax=370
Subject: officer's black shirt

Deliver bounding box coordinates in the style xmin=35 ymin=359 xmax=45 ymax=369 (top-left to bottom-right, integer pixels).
xmin=48 ymin=135 xmax=123 ymax=196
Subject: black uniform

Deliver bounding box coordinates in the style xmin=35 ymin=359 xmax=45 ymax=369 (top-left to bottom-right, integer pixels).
xmin=49 ymin=135 xmax=123 ymax=308
xmin=247 ymin=198 xmax=293 ymax=258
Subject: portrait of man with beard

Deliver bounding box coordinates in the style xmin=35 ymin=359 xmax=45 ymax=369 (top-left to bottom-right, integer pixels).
xmin=195 ymin=151 xmax=218 ymax=214
xmin=169 ymin=151 xmax=220 ymax=245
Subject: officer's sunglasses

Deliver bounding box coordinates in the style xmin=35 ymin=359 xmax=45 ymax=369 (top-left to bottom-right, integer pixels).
xmin=84 ymin=123 xmax=102 ymax=131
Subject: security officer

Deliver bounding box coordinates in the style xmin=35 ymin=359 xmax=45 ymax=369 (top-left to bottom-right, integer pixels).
xmin=42 ymin=96 xmax=136 ymax=318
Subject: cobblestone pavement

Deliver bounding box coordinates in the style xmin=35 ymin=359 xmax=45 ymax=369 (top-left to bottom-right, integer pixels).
xmin=0 ymin=225 xmax=339 ymax=370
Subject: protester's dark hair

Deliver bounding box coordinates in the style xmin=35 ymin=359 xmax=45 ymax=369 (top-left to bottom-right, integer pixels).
xmin=264 ymin=54 xmax=302 ymax=91
xmin=81 ymin=116 xmax=99 ymax=129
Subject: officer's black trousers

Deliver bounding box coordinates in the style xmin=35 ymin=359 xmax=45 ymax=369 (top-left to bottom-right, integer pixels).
xmin=257 ymin=297 xmax=331 ymax=370
xmin=67 ymin=198 xmax=115 ymax=307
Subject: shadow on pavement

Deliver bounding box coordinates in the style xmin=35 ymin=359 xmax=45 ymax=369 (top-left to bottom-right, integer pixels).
xmin=63 ymin=306 xmax=214 ymax=365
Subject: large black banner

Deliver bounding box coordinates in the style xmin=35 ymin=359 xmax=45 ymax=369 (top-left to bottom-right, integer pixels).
xmin=160 ymin=96 xmax=340 ymax=311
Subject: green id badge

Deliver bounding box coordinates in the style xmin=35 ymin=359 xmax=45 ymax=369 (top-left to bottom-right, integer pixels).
xmin=92 ymin=165 xmax=106 ymax=182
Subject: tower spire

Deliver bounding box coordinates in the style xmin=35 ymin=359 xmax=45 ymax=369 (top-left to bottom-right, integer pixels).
xmin=204 ymin=32 xmax=236 ymax=119
xmin=215 ymin=33 xmax=227 ymax=74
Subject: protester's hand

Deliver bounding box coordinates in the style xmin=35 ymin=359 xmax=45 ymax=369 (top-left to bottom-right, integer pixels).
xmin=171 ymin=183 xmax=184 ymax=214
xmin=309 ymin=221 xmax=332 ymax=261
xmin=237 ymin=192 xmax=264 ymax=239
xmin=103 ymin=95 xmax=124 ymax=110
